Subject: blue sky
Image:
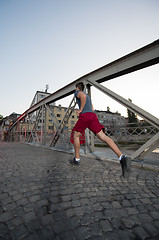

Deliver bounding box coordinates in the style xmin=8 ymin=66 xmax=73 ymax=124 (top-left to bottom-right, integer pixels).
xmin=0 ymin=0 xmax=159 ymax=118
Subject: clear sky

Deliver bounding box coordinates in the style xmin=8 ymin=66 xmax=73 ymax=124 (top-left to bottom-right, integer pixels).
xmin=0 ymin=0 xmax=159 ymax=119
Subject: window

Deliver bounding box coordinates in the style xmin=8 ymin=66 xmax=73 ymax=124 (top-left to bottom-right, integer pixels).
xmin=57 ymin=114 xmax=61 ymax=118
xmin=40 ymin=94 xmax=46 ymax=99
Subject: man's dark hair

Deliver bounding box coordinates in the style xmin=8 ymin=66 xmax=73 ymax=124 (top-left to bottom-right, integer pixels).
xmin=76 ymin=82 xmax=84 ymax=91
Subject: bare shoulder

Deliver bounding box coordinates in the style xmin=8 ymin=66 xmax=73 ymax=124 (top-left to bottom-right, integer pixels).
xmin=77 ymin=91 xmax=86 ymax=99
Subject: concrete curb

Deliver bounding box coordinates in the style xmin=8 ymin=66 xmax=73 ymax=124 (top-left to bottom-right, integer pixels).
xmin=26 ymin=142 xmax=159 ymax=173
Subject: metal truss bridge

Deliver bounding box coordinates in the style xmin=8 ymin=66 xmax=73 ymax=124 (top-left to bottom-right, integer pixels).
xmin=8 ymin=39 xmax=159 ymax=161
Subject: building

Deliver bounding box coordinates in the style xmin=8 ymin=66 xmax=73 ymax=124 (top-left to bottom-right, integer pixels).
xmin=0 ymin=90 xmax=127 ymax=142
xmin=30 ymin=90 xmax=53 ymax=108
xmin=0 ymin=114 xmax=3 ymax=122
xmin=0 ymin=112 xmax=21 ymax=140
xmin=95 ymin=109 xmax=126 ymax=129
xmin=29 ymin=90 xmax=78 ymax=133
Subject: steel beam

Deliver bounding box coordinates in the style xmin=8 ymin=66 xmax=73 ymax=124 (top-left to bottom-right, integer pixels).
xmin=28 ymin=40 xmax=159 ymax=114
xmin=86 ymin=40 xmax=159 ymax=83
xmin=85 ymin=84 xmax=95 ymax=153
xmin=46 ymin=105 xmax=72 ymax=150
xmin=28 ymin=109 xmax=42 ymax=143
xmin=86 ymin=80 xmax=159 ymax=160
xmin=130 ymin=132 xmax=159 ymax=160
xmin=8 ymin=39 xmax=159 ymax=160
xmin=49 ymin=96 xmax=76 ymax=148
xmin=10 ymin=39 xmax=159 ymax=127
xmin=86 ymin=80 xmax=159 ymax=130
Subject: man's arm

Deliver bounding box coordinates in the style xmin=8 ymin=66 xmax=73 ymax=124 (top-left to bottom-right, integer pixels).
xmin=92 ymin=104 xmax=94 ymax=112
xmin=76 ymin=91 xmax=86 ymax=115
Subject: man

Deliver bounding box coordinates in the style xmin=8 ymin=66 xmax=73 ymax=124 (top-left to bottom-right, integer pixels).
xmin=70 ymin=82 xmax=131 ymax=178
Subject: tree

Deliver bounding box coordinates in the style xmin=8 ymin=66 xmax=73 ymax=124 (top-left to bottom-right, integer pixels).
xmin=0 ymin=114 xmax=3 ymax=125
xmin=127 ymin=99 xmax=138 ymax=127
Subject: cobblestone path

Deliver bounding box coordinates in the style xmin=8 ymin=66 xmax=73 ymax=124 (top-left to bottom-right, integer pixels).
xmin=0 ymin=142 xmax=159 ymax=240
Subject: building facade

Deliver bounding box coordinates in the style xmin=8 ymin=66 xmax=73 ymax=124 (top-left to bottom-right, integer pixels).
xmin=0 ymin=112 xmax=21 ymax=140
xmin=30 ymin=91 xmax=78 ymax=133
xmin=95 ymin=110 xmax=126 ymax=129
xmin=0 ymin=90 xmax=127 ymax=141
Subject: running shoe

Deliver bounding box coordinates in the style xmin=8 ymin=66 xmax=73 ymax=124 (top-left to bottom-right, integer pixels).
xmin=120 ymin=155 xmax=131 ymax=178
xmin=70 ymin=157 xmax=80 ymax=165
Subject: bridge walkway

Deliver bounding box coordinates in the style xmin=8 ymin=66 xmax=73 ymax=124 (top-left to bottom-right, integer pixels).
xmin=0 ymin=142 xmax=159 ymax=240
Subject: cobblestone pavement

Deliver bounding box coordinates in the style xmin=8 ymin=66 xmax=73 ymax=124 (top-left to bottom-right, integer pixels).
xmin=0 ymin=142 xmax=159 ymax=240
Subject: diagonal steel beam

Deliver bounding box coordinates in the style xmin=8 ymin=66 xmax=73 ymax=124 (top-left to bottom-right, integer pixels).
xmin=88 ymin=40 xmax=159 ymax=84
xmin=60 ymin=96 xmax=77 ymax=132
xmin=28 ymin=108 xmax=42 ymax=143
xmin=86 ymin=79 xmax=159 ymax=159
xmin=86 ymin=79 xmax=159 ymax=130
xmin=10 ymin=39 xmax=159 ymax=123
xmin=45 ymin=105 xmax=72 ymax=149
xmin=49 ymin=96 xmax=76 ymax=148
xmin=130 ymin=132 xmax=159 ymax=160
xmin=8 ymin=38 xmax=159 ymax=158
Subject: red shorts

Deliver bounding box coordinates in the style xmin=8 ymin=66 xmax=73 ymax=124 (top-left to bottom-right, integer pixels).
xmin=72 ymin=112 xmax=105 ymax=135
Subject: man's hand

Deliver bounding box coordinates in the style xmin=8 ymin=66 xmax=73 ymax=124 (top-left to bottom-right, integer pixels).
xmin=76 ymin=109 xmax=82 ymax=116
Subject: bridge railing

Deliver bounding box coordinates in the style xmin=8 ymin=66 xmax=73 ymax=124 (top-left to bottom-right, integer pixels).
xmin=9 ymin=121 xmax=157 ymax=144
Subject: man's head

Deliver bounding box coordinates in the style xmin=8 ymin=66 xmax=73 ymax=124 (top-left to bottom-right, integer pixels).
xmin=75 ymin=82 xmax=84 ymax=91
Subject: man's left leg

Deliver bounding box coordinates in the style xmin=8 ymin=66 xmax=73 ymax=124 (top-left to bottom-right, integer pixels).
xmin=70 ymin=131 xmax=81 ymax=165
xmin=74 ymin=131 xmax=81 ymax=159
xmin=96 ymin=130 xmax=131 ymax=178
xmin=96 ymin=130 xmax=122 ymax=157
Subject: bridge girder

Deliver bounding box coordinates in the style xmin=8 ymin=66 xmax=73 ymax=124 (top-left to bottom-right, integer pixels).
xmin=11 ymin=39 xmax=159 ymax=127
xmin=9 ymin=39 xmax=159 ymax=160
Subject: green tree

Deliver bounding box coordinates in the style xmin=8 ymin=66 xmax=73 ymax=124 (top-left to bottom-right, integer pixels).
xmin=0 ymin=114 xmax=3 ymax=122
xmin=127 ymin=99 xmax=138 ymax=127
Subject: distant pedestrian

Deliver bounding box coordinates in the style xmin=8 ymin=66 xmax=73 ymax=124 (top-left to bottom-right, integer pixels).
xmin=70 ymin=82 xmax=131 ymax=178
